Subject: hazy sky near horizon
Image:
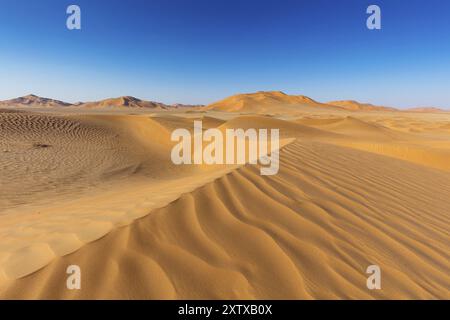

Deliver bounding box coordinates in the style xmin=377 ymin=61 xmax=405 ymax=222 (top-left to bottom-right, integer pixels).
xmin=0 ymin=0 xmax=449 ymax=108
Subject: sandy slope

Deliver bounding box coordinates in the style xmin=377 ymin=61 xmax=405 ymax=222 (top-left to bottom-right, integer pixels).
xmin=0 ymin=111 xmax=246 ymax=283
xmin=0 ymin=109 xmax=449 ymax=299
xmin=1 ymin=140 xmax=449 ymax=299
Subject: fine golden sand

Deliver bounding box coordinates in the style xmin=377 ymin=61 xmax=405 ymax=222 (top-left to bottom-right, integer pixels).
xmin=0 ymin=97 xmax=449 ymax=299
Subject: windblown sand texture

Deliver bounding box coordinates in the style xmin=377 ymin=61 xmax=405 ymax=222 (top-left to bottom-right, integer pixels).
xmin=0 ymin=91 xmax=449 ymax=299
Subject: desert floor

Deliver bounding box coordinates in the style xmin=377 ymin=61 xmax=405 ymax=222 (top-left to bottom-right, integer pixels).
xmin=0 ymin=107 xmax=449 ymax=299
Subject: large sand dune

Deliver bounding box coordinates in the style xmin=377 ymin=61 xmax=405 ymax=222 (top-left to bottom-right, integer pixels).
xmin=205 ymin=91 xmax=339 ymax=114
xmin=1 ymin=140 xmax=449 ymax=299
xmin=0 ymin=107 xmax=449 ymax=299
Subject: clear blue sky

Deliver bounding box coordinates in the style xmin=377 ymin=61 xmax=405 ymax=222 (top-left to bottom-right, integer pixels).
xmin=0 ymin=0 xmax=449 ymax=108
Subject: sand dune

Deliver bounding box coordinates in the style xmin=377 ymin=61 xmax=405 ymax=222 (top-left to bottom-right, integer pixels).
xmin=1 ymin=140 xmax=449 ymax=299
xmin=296 ymin=116 xmax=402 ymax=139
xmin=295 ymin=116 xmax=450 ymax=171
xmin=0 ymin=95 xmax=72 ymax=108
xmin=0 ymin=111 xmax=179 ymax=210
xmin=0 ymin=95 xmax=202 ymax=110
xmin=78 ymin=96 xmax=170 ymax=110
xmin=205 ymin=91 xmax=340 ymax=114
xmin=1 ymin=110 xmax=256 ymax=283
xmin=406 ymin=107 xmax=448 ymax=113
xmin=151 ymin=115 xmax=226 ymax=132
xmin=327 ymin=100 xmax=397 ymax=112
xmin=205 ymin=91 xmax=448 ymax=115
xmin=217 ymin=115 xmax=344 ymax=141
xmin=2 ymin=92 xmax=447 ymax=114
xmin=0 ymin=107 xmax=449 ymax=299
xmin=205 ymin=92 xmax=407 ymax=114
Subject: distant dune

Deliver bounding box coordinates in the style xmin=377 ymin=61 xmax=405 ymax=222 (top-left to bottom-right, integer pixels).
xmin=204 ymin=91 xmax=338 ymax=114
xmin=405 ymin=107 xmax=448 ymax=113
xmin=203 ymin=92 xmax=416 ymax=114
xmin=0 ymin=94 xmax=72 ymax=108
xmin=297 ymin=116 xmax=400 ymax=139
xmin=0 ymin=95 xmax=202 ymax=110
xmin=78 ymin=96 xmax=170 ymax=109
xmin=326 ymin=100 xmax=397 ymax=112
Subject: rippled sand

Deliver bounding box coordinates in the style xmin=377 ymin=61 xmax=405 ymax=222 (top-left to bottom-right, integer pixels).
xmin=0 ymin=108 xmax=449 ymax=299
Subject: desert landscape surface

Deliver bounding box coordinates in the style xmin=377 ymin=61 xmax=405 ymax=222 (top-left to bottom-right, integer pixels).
xmin=0 ymin=91 xmax=449 ymax=299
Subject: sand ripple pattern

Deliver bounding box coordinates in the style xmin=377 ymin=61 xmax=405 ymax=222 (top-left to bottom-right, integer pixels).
xmin=0 ymin=112 xmax=144 ymax=210
xmin=2 ymin=140 xmax=448 ymax=299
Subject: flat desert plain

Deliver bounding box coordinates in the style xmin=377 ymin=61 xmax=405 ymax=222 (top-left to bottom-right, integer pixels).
xmin=0 ymin=92 xmax=449 ymax=299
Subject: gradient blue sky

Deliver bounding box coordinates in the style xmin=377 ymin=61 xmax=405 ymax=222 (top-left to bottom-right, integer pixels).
xmin=0 ymin=0 xmax=449 ymax=108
